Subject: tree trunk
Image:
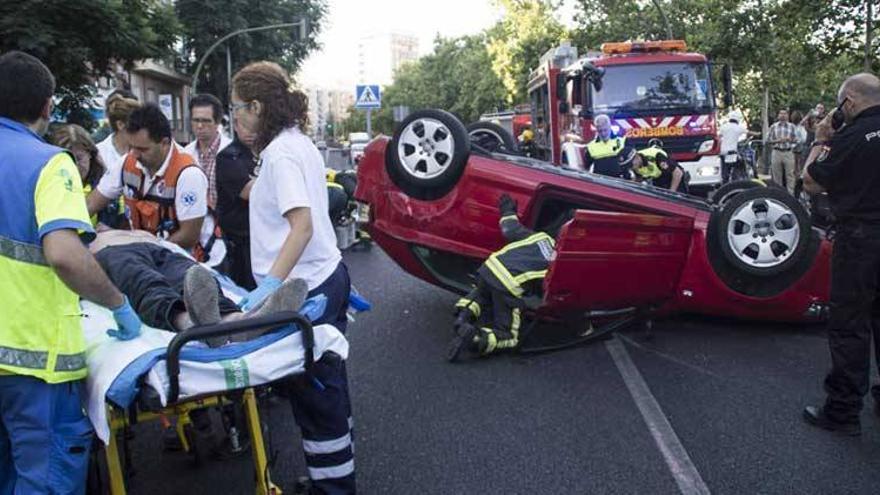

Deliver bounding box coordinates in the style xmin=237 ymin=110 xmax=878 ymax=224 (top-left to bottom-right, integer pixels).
xmin=867 ymin=0 xmax=874 ymax=72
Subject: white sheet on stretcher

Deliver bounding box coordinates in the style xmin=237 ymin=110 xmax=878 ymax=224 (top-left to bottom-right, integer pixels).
xmin=83 ymin=296 xmax=348 ymax=444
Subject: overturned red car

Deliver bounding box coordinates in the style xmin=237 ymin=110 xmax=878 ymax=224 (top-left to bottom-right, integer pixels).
xmin=354 ymin=109 xmax=831 ymax=323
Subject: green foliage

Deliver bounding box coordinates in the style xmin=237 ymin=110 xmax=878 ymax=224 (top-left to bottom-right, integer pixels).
xmin=342 ymin=35 xmax=508 ymax=135
xmin=486 ymin=0 xmax=568 ymax=104
xmin=176 ymin=0 xmax=327 ymax=105
xmin=0 ymin=0 xmax=181 ymax=129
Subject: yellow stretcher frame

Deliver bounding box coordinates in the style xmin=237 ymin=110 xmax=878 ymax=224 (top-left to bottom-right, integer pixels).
xmin=98 ymin=309 xmax=318 ymax=495
xmin=103 ymin=389 xmax=281 ymax=494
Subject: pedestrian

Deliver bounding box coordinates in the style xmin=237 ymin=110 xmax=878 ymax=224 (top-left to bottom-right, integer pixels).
xmin=767 ymin=109 xmax=799 ymax=193
xmin=183 ymin=93 xmax=231 ymax=265
xmin=88 ymin=104 xmax=211 ymax=253
xmin=216 ymin=117 xmax=258 ymax=290
xmin=718 ymin=110 xmax=759 ymax=183
xmin=183 ymin=93 xmax=231 ymax=210
xmin=49 ymin=124 xmax=107 ymax=225
xmin=800 ymin=102 xmax=827 ymax=146
xmin=231 ymin=61 xmax=356 ymax=493
xmin=790 ymin=110 xmax=809 ymax=176
xmin=0 ymin=50 xmax=142 ymax=494
xmin=801 ymin=73 xmax=880 ymax=436
xmin=584 ymin=114 xmax=627 ymax=177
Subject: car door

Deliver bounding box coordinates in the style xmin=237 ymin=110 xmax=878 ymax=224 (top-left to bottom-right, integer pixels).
xmin=542 ymin=209 xmax=695 ymax=313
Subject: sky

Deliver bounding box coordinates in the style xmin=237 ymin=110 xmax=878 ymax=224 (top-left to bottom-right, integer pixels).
xmin=298 ymin=0 xmax=577 ymax=90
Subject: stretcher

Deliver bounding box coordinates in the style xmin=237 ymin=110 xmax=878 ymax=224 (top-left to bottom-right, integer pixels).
xmin=83 ymin=287 xmax=349 ymax=494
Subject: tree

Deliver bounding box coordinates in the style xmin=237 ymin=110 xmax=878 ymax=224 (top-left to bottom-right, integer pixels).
xmin=176 ymin=0 xmax=327 ymax=105
xmin=0 ymin=0 xmax=181 ymax=129
xmin=486 ymin=0 xmax=567 ymax=104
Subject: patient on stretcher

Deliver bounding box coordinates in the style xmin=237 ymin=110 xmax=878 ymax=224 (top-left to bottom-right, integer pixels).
xmin=90 ymin=230 xmax=307 ymax=346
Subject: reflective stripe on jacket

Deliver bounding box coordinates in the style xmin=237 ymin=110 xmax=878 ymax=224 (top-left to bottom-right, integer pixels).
xmin=0 ymin=118 xmax=88 ymax=382
xmin=482 ymin=232 xmax=556 ymax=297
xmin=587 ymin=136 xmax=626 ymax=177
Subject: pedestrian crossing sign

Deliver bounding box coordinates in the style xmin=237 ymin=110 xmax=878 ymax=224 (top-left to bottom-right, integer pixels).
xmin=355 ymin=85 xmax=381 ymax=109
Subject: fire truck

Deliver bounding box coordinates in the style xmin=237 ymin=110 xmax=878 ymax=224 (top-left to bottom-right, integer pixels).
xmin=528 ymin=40 xmax=733 ymax=189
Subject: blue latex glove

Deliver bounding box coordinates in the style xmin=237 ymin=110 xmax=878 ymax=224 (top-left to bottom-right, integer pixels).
xmin=107 ymin=296 xmax=143 ymax=341
xmin=239 ymin=276 xmax=283 ymax=311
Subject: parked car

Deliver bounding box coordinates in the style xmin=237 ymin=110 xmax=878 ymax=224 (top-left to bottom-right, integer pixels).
xmin=354 ymin=109 xmax=831 ymax=324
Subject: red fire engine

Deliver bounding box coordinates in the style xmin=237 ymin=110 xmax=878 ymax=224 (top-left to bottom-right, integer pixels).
xmin=528 ymin=40 xmax=733 ymax=189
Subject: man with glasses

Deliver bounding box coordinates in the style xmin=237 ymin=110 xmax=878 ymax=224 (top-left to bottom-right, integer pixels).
xmin=801 ymin=73 xmax=880 ymax=436
xmin=184 ymin=94 xmax=231 ymax=266
xmin=767 ymin=109 xmax=799 ymax=193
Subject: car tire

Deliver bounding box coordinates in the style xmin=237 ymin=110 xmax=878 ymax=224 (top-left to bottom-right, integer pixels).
xmin=708 ymin=179 xmax=767 ymax=206
xmin=386 ymin=109 xmax=470 ymax=200
xmin=715 ymin=187 xmax=811 ymax=277
xmin=467 ymin=121 xmax=516 ymax=153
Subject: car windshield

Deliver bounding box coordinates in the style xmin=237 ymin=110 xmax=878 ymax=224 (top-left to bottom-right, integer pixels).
xmin=591 ymin=62 xmax=714 ymax=113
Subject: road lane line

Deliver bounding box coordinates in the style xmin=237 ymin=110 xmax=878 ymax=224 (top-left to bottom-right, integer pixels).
xmin=606 ymin=337 xmax=711 ymax=495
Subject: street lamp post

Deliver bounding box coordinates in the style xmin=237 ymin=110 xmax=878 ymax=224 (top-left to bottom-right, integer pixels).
xmin=649 ymin=0 xmax=674 ymax=40
xmin=189 ymin=20 xmax=308 ymax=134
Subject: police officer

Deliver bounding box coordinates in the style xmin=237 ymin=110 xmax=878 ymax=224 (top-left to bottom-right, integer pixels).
xmin=0 ymin=51 xmax=142 ymax=493
xmin=801 ymin=73 xmax=880 ymax=435
xmin=448 ymin=194 xmax=564 ymax=361
xmin=584 ymin=114 xmax=627 ymax=177
xmin=634 ymin=146 xmax=689 ymax=193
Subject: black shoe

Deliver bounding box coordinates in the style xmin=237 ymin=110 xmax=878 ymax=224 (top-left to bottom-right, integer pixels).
xmin=447 ymin=324 xmax=477 ymax=362
xmin=802 ymin=405 xmax=861 ymax=436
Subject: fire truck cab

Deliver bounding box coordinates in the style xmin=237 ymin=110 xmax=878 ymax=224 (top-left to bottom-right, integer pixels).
xmin=528 ymin=40 xmax=733 ymax=190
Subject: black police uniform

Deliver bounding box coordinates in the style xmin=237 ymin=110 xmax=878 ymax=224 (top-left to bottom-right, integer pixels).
xmin=807 ymin=105 xmax=880 ymax=424
xmin=215 ymin=139 xmax=257 ymax=290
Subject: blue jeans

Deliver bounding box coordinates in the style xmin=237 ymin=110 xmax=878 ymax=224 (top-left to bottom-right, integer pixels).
xmin=0 ymin=375 xmax=93 ymax=495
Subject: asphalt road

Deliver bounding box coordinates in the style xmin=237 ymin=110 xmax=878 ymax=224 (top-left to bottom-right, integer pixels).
xmin=119 ymin=246 xmax=880 ymax=494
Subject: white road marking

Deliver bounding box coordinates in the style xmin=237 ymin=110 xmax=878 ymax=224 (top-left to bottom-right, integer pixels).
xmin=606 ymin=336 xmax=711 ymax=495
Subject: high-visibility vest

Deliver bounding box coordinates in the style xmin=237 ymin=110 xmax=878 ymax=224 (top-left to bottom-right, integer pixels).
xmin=121 ymin=145 xmax=198 ymax=237
xmin=635 ymin=146 xmax=666 ymax=179
xmin=0 ymin=117 xmax=89 ymax=383
xmin=587 ymin=136 xmax=626 ymax=177
xmin=480 ymin=232 xmax=556 ymax=297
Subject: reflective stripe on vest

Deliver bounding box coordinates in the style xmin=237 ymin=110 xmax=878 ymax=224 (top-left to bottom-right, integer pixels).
xmin=121 ymin=146 xmax=197 ymax=234
xmin=586 ymin=136 xmax=626 ymax=159
xmin=0 ymin=233 xmax=47 ymax=266
xmin=0 ymin=346 xmax=85 ymax=372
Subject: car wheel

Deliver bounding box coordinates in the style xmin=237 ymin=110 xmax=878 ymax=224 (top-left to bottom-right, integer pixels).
xmin=386 ymin=109 xmax=470 ymax=200
xmin=467 ymin=121 xmax=516 ymax=153
xmin=708 ymin=179 xmax=766 ymax=206
xmin=715 ymin=187 xmax=811 ymax=277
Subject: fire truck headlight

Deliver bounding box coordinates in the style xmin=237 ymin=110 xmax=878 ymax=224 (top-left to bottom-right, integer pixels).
xmin=698 ymin=139 xmax=715 ymax=153
xmin=698 ymin=165 xmax=720 ymax=177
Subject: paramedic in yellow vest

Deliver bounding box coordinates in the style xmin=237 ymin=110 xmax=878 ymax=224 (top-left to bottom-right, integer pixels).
xmin=584 ymin=114 xmax=627 ymax=178
xmin=448 ymin=194 xmax=569 ymax=362
xmin=88 ymin=104 xmax=209 ymax=251
xmin=0 ymin=51 xmax=142 ymax=494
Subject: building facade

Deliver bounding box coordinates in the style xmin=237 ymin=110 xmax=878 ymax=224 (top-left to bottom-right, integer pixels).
xmin=357 ymin=32 xmax=419 ymax=86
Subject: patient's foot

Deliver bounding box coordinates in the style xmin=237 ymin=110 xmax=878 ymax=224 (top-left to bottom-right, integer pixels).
xmin=229 ymin=278 xmax=309 ymax=343
xmin=183 ymin=265 xmax=221 ymax=327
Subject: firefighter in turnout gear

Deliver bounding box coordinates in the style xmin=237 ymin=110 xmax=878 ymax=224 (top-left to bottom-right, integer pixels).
xmin=447 ymin=194 xmax=557 ymax=361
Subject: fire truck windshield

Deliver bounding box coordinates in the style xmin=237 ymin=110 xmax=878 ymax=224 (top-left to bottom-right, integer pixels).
xmin=590 ymin=62 xmax=714 ymax=114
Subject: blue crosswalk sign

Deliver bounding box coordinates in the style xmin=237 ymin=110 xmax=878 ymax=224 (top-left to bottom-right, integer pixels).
xmin=355 ymin=85 xmax=381 ymax=109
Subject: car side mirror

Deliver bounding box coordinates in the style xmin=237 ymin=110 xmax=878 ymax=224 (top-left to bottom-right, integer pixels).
xmin=722 ymin=64 xmax=733 ymax=107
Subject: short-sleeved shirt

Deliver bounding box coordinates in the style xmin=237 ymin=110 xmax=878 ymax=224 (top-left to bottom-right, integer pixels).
xmin=36 ymin=153 xmax=95 ymax=241
xmin=249 ymin=127 xmax=341 ymax=289
xmin=719 ymin=121 xmax=747 ymax=154
xmin=808 ymin=105 xmax=880 ymax=223
xmin=768 ymin=121 xmax=798 ymax=151
xmin=216 ymin=140 xmax=256 ymax=238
